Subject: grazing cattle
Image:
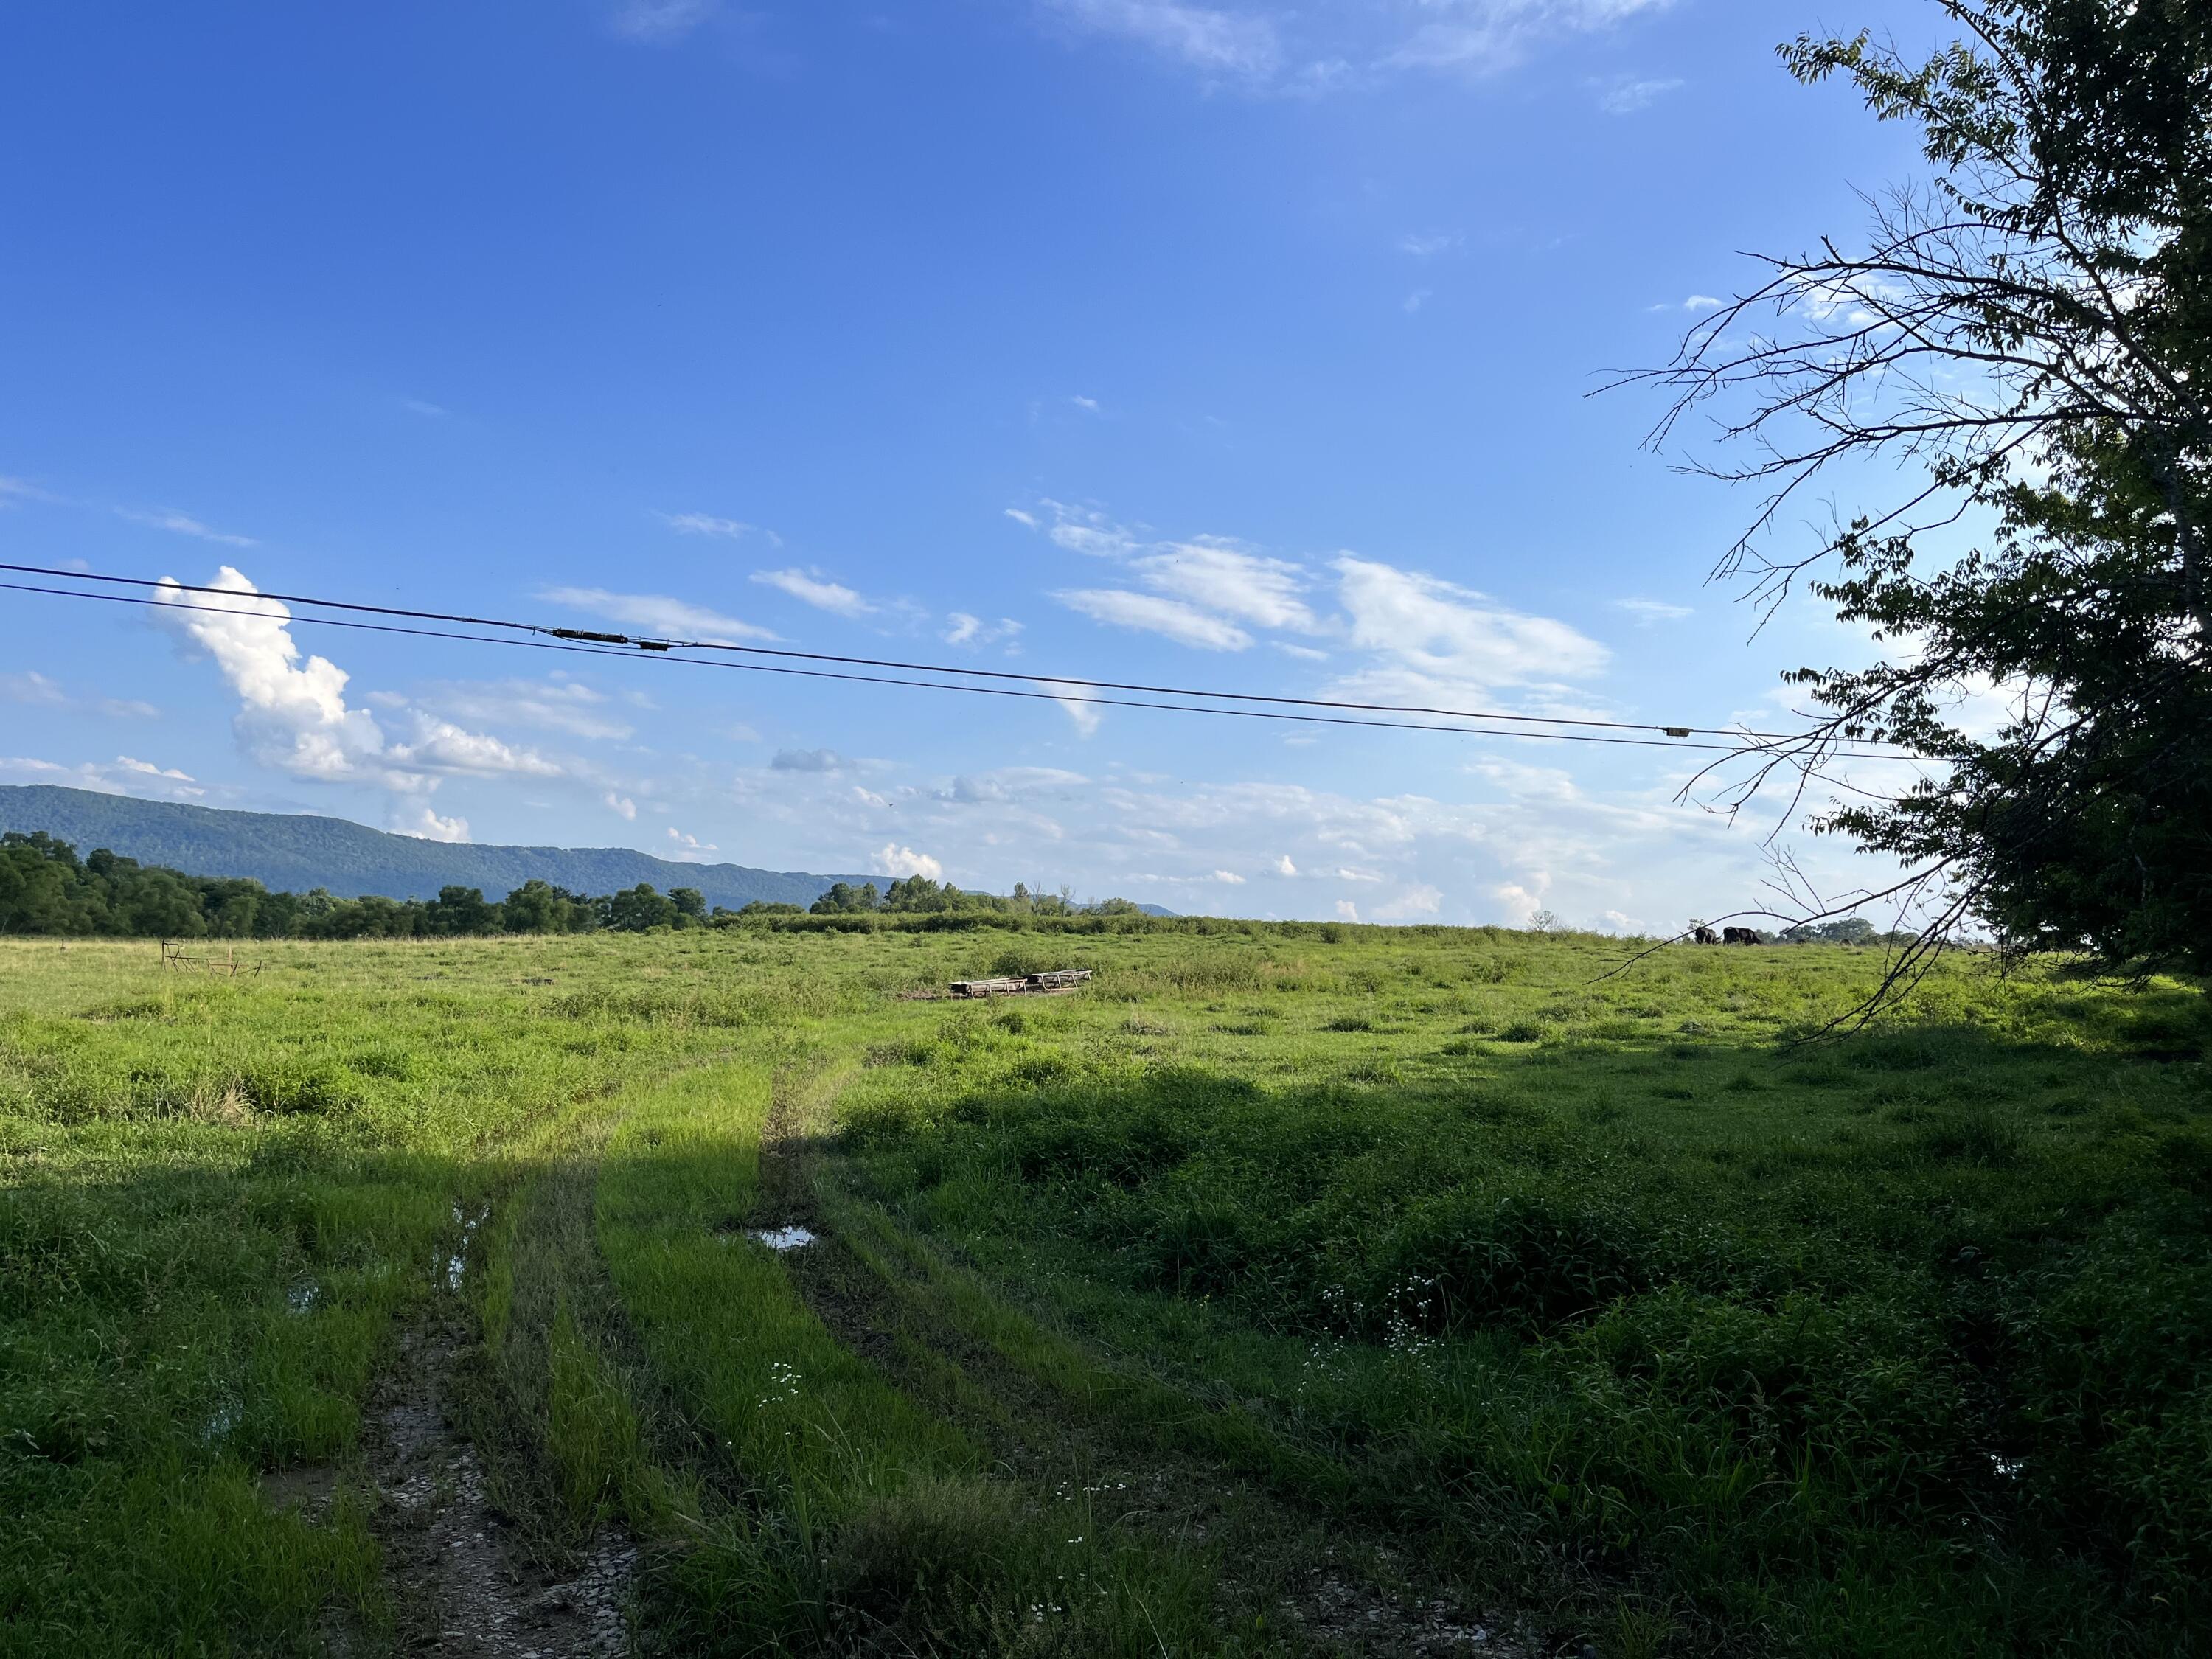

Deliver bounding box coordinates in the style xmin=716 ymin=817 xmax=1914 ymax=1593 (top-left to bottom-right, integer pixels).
xmin=1692 ymin=925 xmax=1719 ymax=945
xmin=1722 ymin=926 xmax=1760 ymax=945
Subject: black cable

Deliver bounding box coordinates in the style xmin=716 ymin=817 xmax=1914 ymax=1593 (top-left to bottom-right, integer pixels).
xmin=3 ymin=578 xmax=1919 ymax=757
xmin=0 ymin=560 xmax=1913 ymax=751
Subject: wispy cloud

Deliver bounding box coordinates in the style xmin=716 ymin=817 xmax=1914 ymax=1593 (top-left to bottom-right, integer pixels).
xmin=414 ymin=676 xmax=634 ymax=740
xmin=119 ymin=507 xmax=257 ymax=547
xmin=0 ymin=754 xmax=203 ymax=800
xmin=1039 ymin=680 xmax=1104 ymax=736
xmin=1596 ymin=74 xmax=1681 ymax=114
xmin=1133 ymin=539 xmax=1317 ymax=631
xmin=0 ymin=476 xmax=60 ymax=506
xmin=608 ymin=0 xmax=716 ymax=43
xmin=1397 ymin=231 xmax=1462 ymax=257
xmin=751 ymin=566 xmax=875 ymax=619
xmin=1332 ymin=556 xmax=1609 ymax=694
xmin=771 ymin=747 xmax=844 ymax=773
xmin=944 ymin=612 xmax=1024 ymax=648
xmin=400 ymin=397 xmax=449 ymax=418
xmin=540 ymin=586 xmax=779 ymax=644
xmin=1071 ymin=394 xmax=1103 ymax=414
xmin=1402 ymin=288 xmax=1433 ymax=314
xmin=660 ymin=510 xmax=782 ymax=546
xmin=1646 ymin=293 xmax=1722 ymax=313
xmin=1041 ymin=0 xmax=1283 ymax=80
xmin=0 ymin=670 xmax=159 ymax=719
xmin=1613 ymin=597 xmax=1694 ymax=625
xmin=666 ymin=825 xmax=720 ymax=856
xmin=1054 ymin=588 xmax=1254 ymax=651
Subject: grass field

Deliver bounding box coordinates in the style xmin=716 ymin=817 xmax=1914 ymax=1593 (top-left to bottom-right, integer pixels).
xmin=2 ymin=922 xmax=2208 ymax=1656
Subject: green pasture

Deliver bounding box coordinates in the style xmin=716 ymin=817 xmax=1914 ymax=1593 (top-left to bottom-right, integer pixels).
xmin=1 ymin=924 xmax=2206 ymax=1655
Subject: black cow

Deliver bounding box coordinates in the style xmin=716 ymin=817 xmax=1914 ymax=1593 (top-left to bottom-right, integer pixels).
xmin=1691 ymin=925 xmax=1719 ymax=945
xmin=1722 ymin=926 xmax=1761 ymax=945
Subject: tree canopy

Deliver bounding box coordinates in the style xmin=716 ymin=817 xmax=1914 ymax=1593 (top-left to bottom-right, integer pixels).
xmin=1646 ymin=0 xmax=2212 ymax=982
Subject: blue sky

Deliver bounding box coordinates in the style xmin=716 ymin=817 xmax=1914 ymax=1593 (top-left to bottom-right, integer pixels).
xmin=0 ymin=0 xmax=1950 ymax=928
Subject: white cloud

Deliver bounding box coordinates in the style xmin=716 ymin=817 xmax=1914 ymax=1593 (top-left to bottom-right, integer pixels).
xmin=1071 ymin=394 xmax=1103 ymax=413
xmin=419 ymin=677 xmax=633 ymax=740
xmin=750 ymin=566 xmax=875 ymax=619
xmin=1039 ymin=681 xmax=1103 ymax=736
xmin=1272 ymin=641 xmax=1329 ymax=661
xmin=1397 ymin=232 xmax=1462 ymax=257
xmin=389 ymin=716 xmax=563 ymax=778
xmin=400 ymin=806 xmax=470 ymax=843
xmin=661 ymin=511 xmax=780 ymax=546
xmin=1389 ymin=0 xmax=1673 ymax=74
xmin=943 ymin=612 xmax=1024 ymax=648
xmin=0 ymin=754 xmax=203 ymax=800
xmin=1596 ymin=74 xmax=1681 ymax=114
xmin=1332 ymin=556 xmax=1608 ymax=695
xmin=872 ymin=842 xmax=945 ymax=881
xmin=401 ymin=397 xmax=448 ymax=418
xmin=1055 ymin=589 xmax=1253 ymax=651
xmin=118 ymin=507 xmax=256 ymax=547
xmin=608 ymin=0 xmax=715 ymax=41
xmin=605 ymin=791 xmax=638 ymax=819
xmin=153 ymin=566 xmax=399 ymax=785
xmin=0 ymin=671 xmax=66 ymax=707
xmin=1133 ymin=540 xmax=1317 ymax=631
xmin=1402 ymin=288 xmax=1433 ymax=313
xmin=1213 ymin=869 xmax=1246 ymax=883
xmin=1042 ymin=0 xmax=1283 ymax=79
xmin=1274 ymin=854 xmax=1298 ymax=876
xmin=771 ymin=747 xmax=844 ymax=772
xmin=540 ymin=586 xmax=779 ymax=644
xmin=0 ymin=476 xmax=60 ymax=506
xmin=113 ymin=755 xmax=194 ymax=782
xmin=1613 ymin=597 xmax=1694 ymax=625
xmin=1002 ymin=507 xmax=1039 ymax=529
xmin=1372 ymin=883 xmax=1444 ymax=920
xmin=667 ymin=826 xmax=720 ymax=856
xmin=1335 ymin=899 xmax=1361 ymax=922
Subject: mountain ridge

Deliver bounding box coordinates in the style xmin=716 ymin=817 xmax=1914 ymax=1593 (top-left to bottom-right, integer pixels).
xmin=0 ymin=785 xmax=883 ymax=911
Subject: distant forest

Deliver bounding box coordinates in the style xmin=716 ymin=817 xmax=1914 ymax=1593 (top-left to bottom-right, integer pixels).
xmin=0 ymin=831 xmax=1147 ymax=939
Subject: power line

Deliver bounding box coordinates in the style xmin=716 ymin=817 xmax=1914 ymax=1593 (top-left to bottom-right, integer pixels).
xmin=0 ymin=560 xmax=1915 ymax=751
xmin=0 ymin=572 xmax=1921 ymax=760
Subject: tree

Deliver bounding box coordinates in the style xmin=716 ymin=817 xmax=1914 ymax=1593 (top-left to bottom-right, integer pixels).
xmin=601 ymin=883 xmax=678 ymax=931
xmin=1642 ymin=0 xmax=2212 ymax=984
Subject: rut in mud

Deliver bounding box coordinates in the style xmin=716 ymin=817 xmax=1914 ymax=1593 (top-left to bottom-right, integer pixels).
xmin=356 ymin=1245 xmax=639 ymax=1655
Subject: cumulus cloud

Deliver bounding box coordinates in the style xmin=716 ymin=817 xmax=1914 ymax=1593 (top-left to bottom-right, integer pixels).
xmin=771 ymin=748 xmax=843 ymax=772
xmin=1372 ymin=883 xmax=1444 ymax=920
xmin=540 ymin=586 xmax=778 ymax=644
xmin=153 ymin=566 xmax=399 ymax=785
xmin=395 ymin=806 xmax=469 ymax=842
xmin=751 ymin=566 xmax=875 ymax=618
xmin=1274 ymin=853 xmax=1298 ymax=875
xmin=389 ymin=717 xmax=562 ymax=778
xmin=660 ymin=510 xmax=779 ymax=545
xmin=605 ymin=791 xmax=638 ymax=819
xmin=1054 ymin=589 xmax=1253 ymax=651
xmin=667 ymin=826 xmax=720 ymax=856
xmin=872 ymin=843 xmax=945 ymax=881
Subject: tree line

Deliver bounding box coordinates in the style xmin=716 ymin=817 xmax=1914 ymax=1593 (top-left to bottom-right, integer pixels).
xmin=0 ymin=832 xmax=1148 ymax=938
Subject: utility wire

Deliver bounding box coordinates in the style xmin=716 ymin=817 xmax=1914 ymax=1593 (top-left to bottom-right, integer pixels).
xmin=0 ymin=559 xmax=1918 ymax=752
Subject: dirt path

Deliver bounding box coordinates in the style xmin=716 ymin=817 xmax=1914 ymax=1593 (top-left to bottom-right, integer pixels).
xmin=352 ymin=1217 xmax=639 ymax=1657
